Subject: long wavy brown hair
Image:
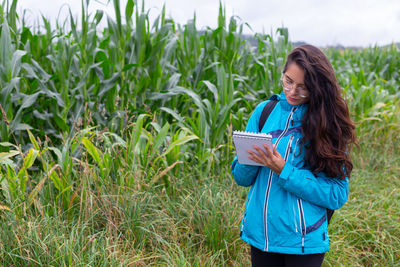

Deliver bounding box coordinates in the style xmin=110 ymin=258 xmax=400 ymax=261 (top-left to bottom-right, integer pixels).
xmin=283 ymin=45 xmax=356 ymax=179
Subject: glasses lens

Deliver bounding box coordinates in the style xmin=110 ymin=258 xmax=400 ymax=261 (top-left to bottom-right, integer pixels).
xmin=281 ymin=75 xmax=309 ymax=98
xmin=297 ymin=88 xmax=308 ymax=98
xmin=281 ymin=77 xmax=292 ymax=91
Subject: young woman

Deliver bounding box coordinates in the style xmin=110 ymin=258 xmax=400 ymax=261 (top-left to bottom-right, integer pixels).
xmin=231 ymin=44 xmax=356 ymax=267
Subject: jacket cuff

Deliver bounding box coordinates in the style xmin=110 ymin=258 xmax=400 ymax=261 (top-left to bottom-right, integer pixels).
xmin=279 ymin=162 xmax=294 ymax=182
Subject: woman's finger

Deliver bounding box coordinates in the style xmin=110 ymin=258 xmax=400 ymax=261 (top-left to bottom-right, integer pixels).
xmin=254 ymin=145 xmax=271 ymax=162
xmin=263 ymin=144 xmax=273 ymax=158
xmin=252 ymin=145 xmax=265 ymax=157
xmin=246 ymin=149 xmax=256 ymax=158
xmin=272 ymin=145 xmax=279 ymax=156
xmin=247 ymin=149 xmax=261 ymax=162
xmin=247 ymin=148 xmax=268 ymax=165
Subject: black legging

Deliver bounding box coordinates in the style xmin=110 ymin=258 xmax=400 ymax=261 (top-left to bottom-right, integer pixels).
xmin=251 ymin=246 xmax=325 ymax=267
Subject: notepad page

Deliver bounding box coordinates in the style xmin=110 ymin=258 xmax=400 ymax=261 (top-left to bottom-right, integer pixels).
xmin=232 ymin=131 xmax=273 ymax=166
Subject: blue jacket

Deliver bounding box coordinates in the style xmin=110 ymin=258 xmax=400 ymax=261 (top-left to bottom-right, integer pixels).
xmin=231 ymin=92 xmax=349 ymax=254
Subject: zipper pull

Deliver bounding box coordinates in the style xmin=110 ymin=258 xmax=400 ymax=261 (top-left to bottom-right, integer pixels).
xmin=289 ymin=135 xmax=294 ymax=153
xmin=291 ymin=119 xmax=294 ymax=126
xmin=302 ymin=236 xmax=305 ymax=253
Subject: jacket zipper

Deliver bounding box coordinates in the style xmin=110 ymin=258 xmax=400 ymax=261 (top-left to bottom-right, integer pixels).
xmin=297 ymin=198 xmax=307 ymax=252
xmin=263 ymin=107 xmax=297 ymax=251
xmin=284 ymin=135 xmax=299 ymax=235
xmin=284 ymin=135 xmax=294 ymax=161
xmin=284 ymin=134 xmax=299 ymax=234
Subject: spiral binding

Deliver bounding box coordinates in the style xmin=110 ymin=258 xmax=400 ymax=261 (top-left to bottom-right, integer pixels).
xmin=233 ymin=130 xmax=272 ymax=140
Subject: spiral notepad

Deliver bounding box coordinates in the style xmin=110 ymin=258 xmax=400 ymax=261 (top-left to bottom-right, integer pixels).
xmin=232 ymin=131 xmax=273 ymax=166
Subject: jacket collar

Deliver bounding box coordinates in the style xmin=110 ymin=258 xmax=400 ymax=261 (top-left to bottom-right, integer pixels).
xmin=271 ymin=92 xmax=308 ymax=121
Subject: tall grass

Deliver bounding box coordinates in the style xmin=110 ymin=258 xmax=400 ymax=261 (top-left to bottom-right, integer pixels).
xmin=1 ymin=128 xmax=398 ymax=266
xmin=0 ymin=0 xmax=399 ymax=265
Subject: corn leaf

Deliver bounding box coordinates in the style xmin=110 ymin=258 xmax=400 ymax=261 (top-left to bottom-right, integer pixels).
xmin=82 ymin=137 xmax=103 ymax=167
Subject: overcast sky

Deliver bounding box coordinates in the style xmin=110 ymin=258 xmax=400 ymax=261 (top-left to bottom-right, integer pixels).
xmin=18 ymin=0 xmax=400 ymax=47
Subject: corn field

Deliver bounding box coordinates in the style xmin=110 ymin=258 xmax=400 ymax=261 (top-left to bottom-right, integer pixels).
xmin=0 ymin=0 xmax=399 ymax=265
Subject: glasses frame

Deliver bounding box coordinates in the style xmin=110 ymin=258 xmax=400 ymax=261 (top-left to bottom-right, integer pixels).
xmin=280 ymin=74 xmax=309 ymax=99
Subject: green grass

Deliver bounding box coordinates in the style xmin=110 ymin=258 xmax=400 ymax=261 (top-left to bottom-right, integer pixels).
xmin=325 ymin=136 xmax=400 ymax=266
xmin=1 ymin=133 xmax=399 ymax=266
xmin=0 ymin=0 xmax=399 ymax=265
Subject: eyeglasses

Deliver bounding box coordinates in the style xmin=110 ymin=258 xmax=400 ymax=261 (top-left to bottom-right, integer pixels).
xmin=280 ymin=75 xmax=309 ymax=98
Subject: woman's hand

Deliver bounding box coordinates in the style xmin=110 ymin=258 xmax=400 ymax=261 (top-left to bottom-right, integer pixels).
xmin=246 ymin=144 xmax=286 ymax=175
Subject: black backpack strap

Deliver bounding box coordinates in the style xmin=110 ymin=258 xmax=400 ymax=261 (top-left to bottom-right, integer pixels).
xmin=258 ymin=95 xmax=279 ymax=132
xmin=327 ymin=209 xmax=334 ymax=224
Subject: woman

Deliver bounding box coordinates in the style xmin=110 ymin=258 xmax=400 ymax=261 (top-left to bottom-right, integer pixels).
xmin=231 ymin=44 xmax=356 ymax=267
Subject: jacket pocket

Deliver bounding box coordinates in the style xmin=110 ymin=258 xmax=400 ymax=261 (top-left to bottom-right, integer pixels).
xmin=297 ymin=198 xmax=328 ymax=252
xmin=297 ymin=198 xmax=307 ymax=253
xmin=292 ymin=195 xmax=299 ymax=234
xmin=289 ymin=135 xmax=305 ymax=168
xmin=306 ymin=213 xmax=327 ymax=234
